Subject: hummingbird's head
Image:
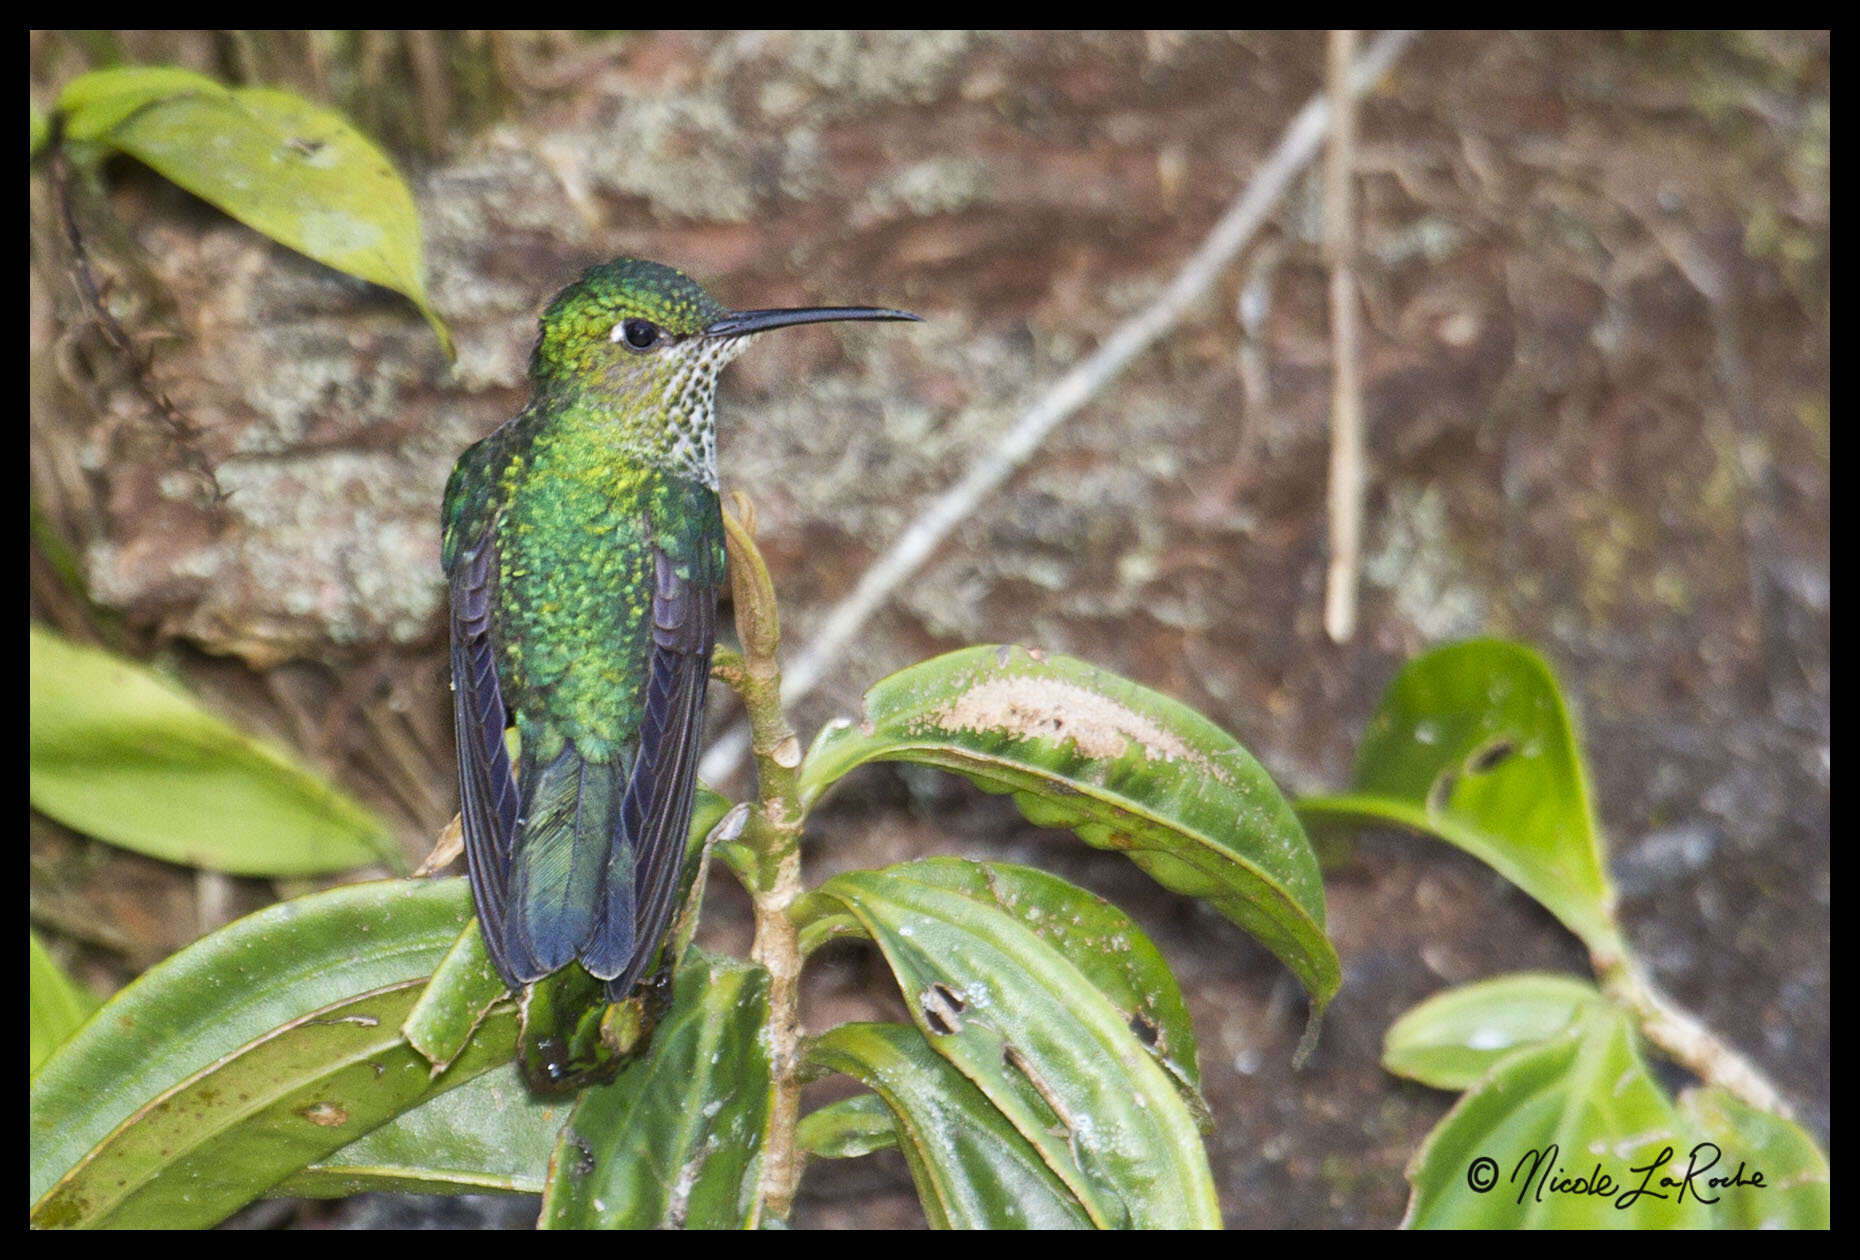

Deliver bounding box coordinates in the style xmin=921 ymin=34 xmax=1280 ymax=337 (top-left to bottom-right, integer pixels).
xmin=530 ymin=257 xmax=919 ymax=482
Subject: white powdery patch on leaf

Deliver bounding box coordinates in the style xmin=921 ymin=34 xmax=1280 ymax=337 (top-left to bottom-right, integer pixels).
xmin=921 ymin=675 xmax=1222 ymax=781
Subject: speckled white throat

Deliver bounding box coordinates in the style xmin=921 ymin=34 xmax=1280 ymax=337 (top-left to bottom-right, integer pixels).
xmin=654 ymin=335 xmax=750 ymax=489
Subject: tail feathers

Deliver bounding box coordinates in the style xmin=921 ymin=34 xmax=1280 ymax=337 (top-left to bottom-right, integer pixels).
xmin=506 ymin=745 xmax=633 ymax=981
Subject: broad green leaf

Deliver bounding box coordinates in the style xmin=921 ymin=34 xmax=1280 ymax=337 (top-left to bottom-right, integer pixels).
xmin=1383 ymin=973 xmax=1603 ymax=1091
xmin=1297 ymin=639 xmax=1623 ymax=955
xmin=54 ymin=66 xmax=227 ymax=142
xmin=539 ymin=950 xmax=773 ymax=1229
xmin=796 ymin=1092 xmax=899 ymax=1160
xmin=798 ymin=857 xmax=1207 ymax=1122
xmin=29 ymin=624 xmax=401 ymax=875
xmin=1403 ymin=1006 xmax=1711 ymax=1228
xmin=1678 ymin=1086 xmax=1830 ymax=1228
xmin=29 ymin=932 xmax=100 ymax=1075
xmin=32 ymin=980 xmax=518 ymax=1229
xmin=63 ymin=70 xmax=452 ymax=355
xmin=804 ymin=863 xmax=1220 ymax=1228
xmin=801 ymin=645 xmax=1337 ymax=1020
xmin=403 ymin=918 xmax=507 ymax=1071
xmin=31 ymin=877 xmax=472 ymax=1212
xmin=808 ymin=1023 xmax=1092 ymax=1229
xmin=274 ymin=1061 xmax=566 ymax=1200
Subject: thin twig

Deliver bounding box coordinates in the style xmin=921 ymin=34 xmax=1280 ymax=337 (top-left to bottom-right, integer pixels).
xmin=1600 ymin=959 xmax=1796 ymax=1121
xmin=47 ymin=148 xmax=226 ymax=505
xmin=1323 ymin=29 xmax=1365 ymax=644
xmin=700 ymin=29 xmax=1418 ymax=786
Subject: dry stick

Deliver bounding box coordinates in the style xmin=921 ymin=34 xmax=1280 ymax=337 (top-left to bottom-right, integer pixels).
xmin=701 ymin=29 xmax=1420 ymax=786
xmin=1322 ymin=29 xmax=1365 ymax=644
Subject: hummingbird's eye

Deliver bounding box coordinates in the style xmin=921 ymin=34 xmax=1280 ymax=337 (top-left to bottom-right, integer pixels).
xmin=612 ymin=318 xmax=663 ymax=352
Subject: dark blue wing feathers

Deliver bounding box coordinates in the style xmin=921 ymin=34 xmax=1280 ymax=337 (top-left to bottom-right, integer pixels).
xmin=588 ymin=548 xmax=715 ymax=997
xmin=448 ymin=532 xmax=525 ymax=983
xmin=449 ymin=513 xmax=715 ymax=999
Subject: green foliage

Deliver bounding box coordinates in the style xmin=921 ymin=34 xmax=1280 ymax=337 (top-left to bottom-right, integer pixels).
xmin=29 ymin=625 xmax=401 ymax=875
xmin=29 ymin=879 xmax=487 ymax=1226
xmin=39 ymin=64 xmax=451 ymax=355
xmin=804 ymin=644 xmax=1339 ymax=1024
xmin=28 ymin=932 xmax=98 ymax=1075
xmin=808 ymin=1023 xmax=1092 ymax=1228
xmin=28 ymin=623 xmax=1820 ymax=1229
xmin=1296 ymin=639 xmax=1619 ymax=954
xmin=799 ymin=860 xmax=1219 ymax=1226
xmin=1303 ymin=640 xmax=1829 ymax=1229
xmin=29 ymin=634 xmax=1321 ymax=1229
xmin=538 ymin=951 xmax=773 ymax=1229
xmin=1381 ymin=973 xmax=1603 ymax=1090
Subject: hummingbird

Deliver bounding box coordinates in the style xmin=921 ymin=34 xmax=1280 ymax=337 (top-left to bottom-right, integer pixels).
xmin=443 ymin=257 xmax=919 ymax=1000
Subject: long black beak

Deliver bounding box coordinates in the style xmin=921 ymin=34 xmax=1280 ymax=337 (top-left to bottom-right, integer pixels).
xmin=704 ymin=306 xmax=921 ymax=338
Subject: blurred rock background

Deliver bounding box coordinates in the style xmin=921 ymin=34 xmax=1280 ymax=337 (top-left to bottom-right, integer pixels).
xmin=29 ymin=30 xmax=1829 ymax=1228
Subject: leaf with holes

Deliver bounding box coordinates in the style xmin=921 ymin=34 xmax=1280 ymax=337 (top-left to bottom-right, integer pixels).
xmin=801 ymin=645 xmax=1337 ymax=1023
xmin=808 ymin=1022 xmax=1093 ymax=1228
xmin=538 ymin=950 xmax=772 ymax=1229
xmin=801 ymin=862 xmax=1220 ymax=1228
xmin=1296 ymin=639 xmax=1622 ymax=955
xmin=798 ymin=857 xmax=1208 ymax=1127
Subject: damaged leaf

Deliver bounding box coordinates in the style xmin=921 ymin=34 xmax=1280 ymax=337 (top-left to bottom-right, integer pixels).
xmin=1296 ymin=639 xmax=1622 ymax=956
xmin=808 ymin=1023 xmax=1092 ymax=1228
xmin=801 ymin=644 xmax=1337 ymax=1021
xmin=802 ymin=862 xmax=1220 ymax=1228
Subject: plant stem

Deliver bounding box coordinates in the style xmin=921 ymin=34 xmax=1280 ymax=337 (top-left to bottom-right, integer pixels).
xmin=1597 ymin=954 xmax=1796 ymax=1121
xmin=718 ymin=495 xmax=809 ymax=1220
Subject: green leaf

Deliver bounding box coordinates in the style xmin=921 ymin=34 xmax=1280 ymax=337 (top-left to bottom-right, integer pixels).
xmin=29 ymin=624 xmax=402 ymax=875
xmin=29 ymin=932 xmax=100 ymax=1076
xmin=539 ymin=950 xmax=773 ymax=1229
xmin=54 ymin=66 xmax=228 ymax=142
xmin=275 ymin=1061 xmax=567 ymax=1200
xmin=57 ymin=68 xmax=452 ymax=355
xmin=803 ymin=862 xmax=1220 ymax=1228
xmin=1402 ymin=1006 xmax=1713 ymax=1227
xmin=808 ymin=1023 xmax=1093 ymax=1228
xmin=1296 ymin=639 xmax=1623 ymax=955
xmin=1677 ymin=1086 xmax=1831 ymax=1228
xmin=801 ymin=644 xmax=1338 ymax=1021
xmin=35 ymin=981 xmax=518 ymax=1230
xmin=796 ymin=1092 xmax=899 ymax=1160
xmin=1383 ymin=973 xmax=1603 ymax=1091
xmin=798 ymin=857 xmax=1207 ymax=1122
xmin=403 ymin=918 xmax=508 ymax=1071
xmin=29 ymin=878 xmax=489 ymax=1227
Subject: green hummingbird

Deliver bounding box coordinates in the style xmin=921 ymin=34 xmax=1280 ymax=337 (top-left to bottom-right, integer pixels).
xmin=443 ymin=258 xmax=918 ymax=999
